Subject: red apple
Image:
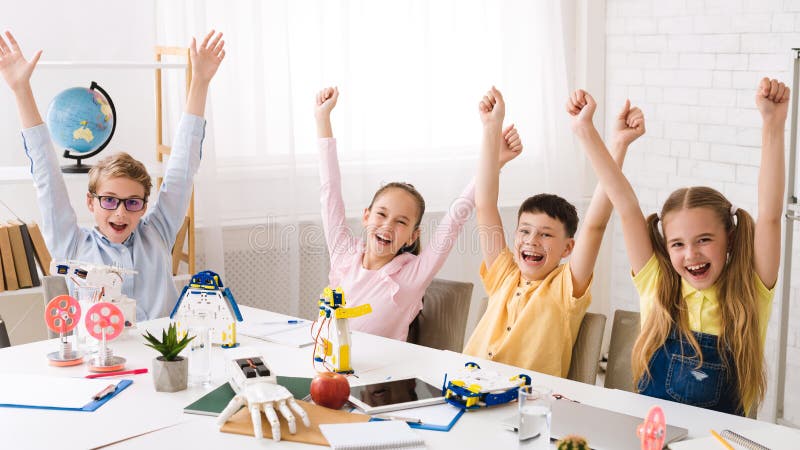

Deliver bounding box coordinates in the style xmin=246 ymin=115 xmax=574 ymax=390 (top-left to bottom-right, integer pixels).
xmin=310 ymin=371 xmax=350 ymax=409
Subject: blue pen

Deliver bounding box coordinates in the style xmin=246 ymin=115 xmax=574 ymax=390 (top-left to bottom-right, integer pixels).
xmin=260 ymin=320 xmax=305 ymax=325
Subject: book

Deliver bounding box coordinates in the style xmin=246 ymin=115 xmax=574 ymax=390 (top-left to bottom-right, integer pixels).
xmin=669 ymin=426 xmax=800 ymax=450
xmin=183 ymin=382 xmax=236 ymax=416
xmin=0 ymin=244 xmax=4 ymax=292
xmin=319 ymin=420 xmax=426 ymax=450
xmin=11 ymin=220 xmax=40 ymax=287
xmin=183 ymin=376 xmax=313 ymax=416
xmin=0 ymin=223 xmax=19 ymax=290
xmin=25 ymin=222 xmax=51 ymax=276
xmin=5 ymin=221 xmax=32 ymax=288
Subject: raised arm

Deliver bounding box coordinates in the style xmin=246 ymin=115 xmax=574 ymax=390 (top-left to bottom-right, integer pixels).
xmin=410 ymin=118 xmax=522 ymax=288
xmin=1 ymin=31 xmax=81 ymax=259
xmin=185 ymin=30 xmax=226 ymax=117
xmin=476 ymin=87 xmax=509 ymax=268
xmin=569 ymin=91 xmax=652 ymax=274
xmin=315 ymin=87 xmax=356 ymax=264
xmin=0 ymin=31 xmax=43 ymax=127
xmin=753 ymin=78 xmax=789 ymax=289
xmin=146 ymin=31 xmax=225 ymax=242
xmin=568 ymin=92 xmax=644 ymax=295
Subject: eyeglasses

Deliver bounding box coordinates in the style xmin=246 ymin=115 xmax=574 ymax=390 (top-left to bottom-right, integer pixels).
xmin=91 ymin=194 xmax=147 ymax=212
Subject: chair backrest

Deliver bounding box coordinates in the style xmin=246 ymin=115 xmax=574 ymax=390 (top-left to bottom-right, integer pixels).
xmin=42 ymin=275 xmax=70 ymax=339
xmin=604 ymin=309 xmax=641 ymax=392
xmin=567 ymin=312 xmax=607 ymax=384
xmin=411 ymin=278 xmax=473 ymax=352
xmin=0 ymin=315 xmax=10 ymax=348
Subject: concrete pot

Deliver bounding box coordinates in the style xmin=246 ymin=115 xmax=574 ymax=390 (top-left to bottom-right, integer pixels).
xmin=152 ymin=356 xmax=188 ymax=392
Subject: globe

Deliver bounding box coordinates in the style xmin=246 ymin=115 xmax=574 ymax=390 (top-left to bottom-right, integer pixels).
xmin=45 ymin=82 xmax=117 ymax=173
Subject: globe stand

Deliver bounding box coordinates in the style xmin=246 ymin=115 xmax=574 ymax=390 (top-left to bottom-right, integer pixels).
xmin=55 ymin=81 xmax=118 ymax=174
xmin=61 ymin=152 xmax=95 ymax=173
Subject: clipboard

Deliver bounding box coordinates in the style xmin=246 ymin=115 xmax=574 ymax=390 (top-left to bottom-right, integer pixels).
xmin=0 ymin=374 xmax=132 ymax=412
xmin=370 ymin=402 xmax=465 ymax=432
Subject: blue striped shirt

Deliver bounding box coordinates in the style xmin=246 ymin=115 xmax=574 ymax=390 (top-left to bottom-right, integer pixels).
xmin=22 ymin=114 xmax=205 ymax=321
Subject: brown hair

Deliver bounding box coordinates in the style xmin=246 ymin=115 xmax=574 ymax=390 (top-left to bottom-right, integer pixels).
xmin=88 ymin=152 xmax=152 ymax=199
xmin=368 ymin=182 xmax=425 ymax=256
xmin=517 ymin=193 xmax=579 ymax=237
xmin=632 ymin=186 xmax=764 ymax=413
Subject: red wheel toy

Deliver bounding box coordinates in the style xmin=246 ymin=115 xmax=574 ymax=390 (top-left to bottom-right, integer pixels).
xmin=637 ymin=405 xmax=666 ymax=450
xmin=85 ymin=302 xmax=125 ymax=341
xmin=44 ymin=295 xmax=81 ymax=334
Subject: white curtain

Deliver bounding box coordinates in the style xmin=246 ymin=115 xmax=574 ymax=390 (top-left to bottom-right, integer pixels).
xmin=155 ymin=0 xmax=582 ymax=316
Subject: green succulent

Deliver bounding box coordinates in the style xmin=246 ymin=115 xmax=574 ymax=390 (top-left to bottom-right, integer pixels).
xmin=142 ymin=322 xmax=195 ymax=361
xmin=556 ymin=435 xmax=589 ymax=450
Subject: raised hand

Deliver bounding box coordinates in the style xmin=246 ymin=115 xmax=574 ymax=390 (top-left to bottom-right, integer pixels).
xmin=315 ymin=87 xmax=339 ymax=120
xmin=190 ymin=30 xmax=226 ymax=84
xmin=479 ymin=86 xmax=505 ymax=127
xmin=566 ymin=89 xmax=597 ymax=132
xmin=499 ymin=124 xmax=523 ymax=168
xmin=613 ymin=99 xmax=646 ymax=147
xmin=0 ymin=31 xmax=41 ymax=93
xmin=756 ymin=77 xmax=790 ymax=125
xmin=315 ymin=87 xmax=338 ymax=138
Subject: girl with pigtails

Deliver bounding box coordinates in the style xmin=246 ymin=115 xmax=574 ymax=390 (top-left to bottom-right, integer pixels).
xmin=571 ymin=77 xmax=790 ymax=416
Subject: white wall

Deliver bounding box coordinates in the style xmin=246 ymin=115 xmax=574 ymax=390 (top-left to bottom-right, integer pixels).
xmin=0 ymin=1 xmax=157 ymax=225
xmin=604 ymin=0 xmax=800 ymax=422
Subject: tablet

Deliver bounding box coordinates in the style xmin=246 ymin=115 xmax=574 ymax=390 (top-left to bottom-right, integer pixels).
xmin=348 ymin=378 xmax=445 ymax=414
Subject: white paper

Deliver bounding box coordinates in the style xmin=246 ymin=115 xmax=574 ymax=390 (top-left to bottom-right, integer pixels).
xmin=320 ymin=420 xmax=426 ymax=450
xmin=239 ymin=322 xmax=314 ymax=347
xmin=0 ymin=373 xmax=119 ymax=409
xmin=388 ymin=403 xmax=461 ymax=427
xmin=669 ymin=426 xmax=800 ymax=449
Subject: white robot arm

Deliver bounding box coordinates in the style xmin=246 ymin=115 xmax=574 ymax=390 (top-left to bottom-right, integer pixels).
xmin=50 ymin=260 xmax=137 ymax=326
xmin=217 ymin=356 xmax=310 ymax=441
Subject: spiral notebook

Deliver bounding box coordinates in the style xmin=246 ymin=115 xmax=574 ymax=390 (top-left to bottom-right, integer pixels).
xmin=669 ymin=426 xmax=800 ymax=450
xmin=319 ymin=420 xmax=426 ymax=450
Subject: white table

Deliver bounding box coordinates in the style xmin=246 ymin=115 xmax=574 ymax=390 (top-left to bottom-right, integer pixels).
xmin=0 ymin=305 xmax=790 ymax=449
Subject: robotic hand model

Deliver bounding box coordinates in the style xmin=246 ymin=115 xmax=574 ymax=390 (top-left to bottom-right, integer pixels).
xmin=51 ymin=260 xmax=137 ymax=328
xmin=217 ymin=356 xmax=311 ymax=441
xmin=443 ymin=362 xmax=531 ymax=410
xmin=313 ymin=287 xmax=372 ymax=374
xmin=169 ymin=270 xmax=243 ymax=348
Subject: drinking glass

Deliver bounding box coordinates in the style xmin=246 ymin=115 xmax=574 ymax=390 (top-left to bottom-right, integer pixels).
xmin=186 ymin=325 xmax=212 ymax=387
xmin=518 ymin=385 xmax=552 ymax=449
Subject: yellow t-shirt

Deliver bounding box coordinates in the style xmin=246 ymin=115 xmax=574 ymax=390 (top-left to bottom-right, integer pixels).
xmin=632 ymin=254 xmax=774 ymax=343
xmin=463 ymin=248 xmax=592 ymax=377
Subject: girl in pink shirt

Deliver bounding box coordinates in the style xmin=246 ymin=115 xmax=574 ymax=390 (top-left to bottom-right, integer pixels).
xmin=314 ymin=87 xmax=522 ymax=341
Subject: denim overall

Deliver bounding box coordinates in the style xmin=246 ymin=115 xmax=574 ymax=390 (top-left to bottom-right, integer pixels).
xmin=637 ymin=329 xmax=743 ymax=416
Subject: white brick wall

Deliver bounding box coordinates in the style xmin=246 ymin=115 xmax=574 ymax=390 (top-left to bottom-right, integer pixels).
xmin=605 ymin=0 xmax=800 ymax=423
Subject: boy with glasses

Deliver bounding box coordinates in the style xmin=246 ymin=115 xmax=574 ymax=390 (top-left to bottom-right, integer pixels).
xmin=0 ymin=30 xmax=225 ymax=320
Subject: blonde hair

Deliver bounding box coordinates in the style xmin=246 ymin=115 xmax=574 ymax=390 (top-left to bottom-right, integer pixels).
xmin=632 ymin=186 xmax=765 ymax=413
xmin=88 ymin=152 xmax=152 ymax=199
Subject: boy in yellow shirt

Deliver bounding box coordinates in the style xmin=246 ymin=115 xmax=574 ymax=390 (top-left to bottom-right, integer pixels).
xmin=463 ymin=87 xmax=644 ymax=377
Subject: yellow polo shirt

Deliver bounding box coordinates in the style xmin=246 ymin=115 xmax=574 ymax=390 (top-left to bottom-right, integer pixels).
xmin=632 ymin=254 xmax=774 ymax=343
xmin=463 ymin=248 xmax=592 ymax=377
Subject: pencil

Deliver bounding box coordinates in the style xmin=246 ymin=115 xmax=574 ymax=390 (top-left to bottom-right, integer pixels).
xmin=710 ymin=429 xmax=734 ymax=450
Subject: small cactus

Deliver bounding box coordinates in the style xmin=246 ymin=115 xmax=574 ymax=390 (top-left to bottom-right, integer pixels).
xmin=556 ymin=435 xmax=589 ymax=450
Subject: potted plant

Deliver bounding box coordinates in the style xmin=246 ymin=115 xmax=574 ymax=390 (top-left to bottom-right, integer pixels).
xmin=143 ymin=323 xmax=194 ymax=392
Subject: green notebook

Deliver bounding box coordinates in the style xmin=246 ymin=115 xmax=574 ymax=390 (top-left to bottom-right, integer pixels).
xmin=183 ymin=376 xmax=313 ymax=416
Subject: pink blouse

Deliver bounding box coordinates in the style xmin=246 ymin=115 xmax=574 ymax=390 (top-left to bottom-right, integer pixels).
xmin=318 ymin=138 xmax=476 ymax=341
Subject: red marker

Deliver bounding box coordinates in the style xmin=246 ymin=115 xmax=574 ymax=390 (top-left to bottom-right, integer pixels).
xmin=92 ymin=384 xmax=117 ymax=400
xmin=86 ymin=368 xmax=148 ymax=379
